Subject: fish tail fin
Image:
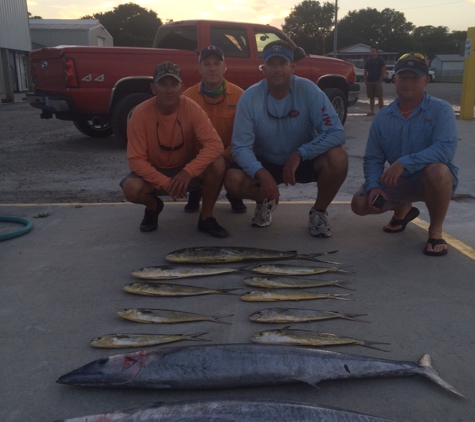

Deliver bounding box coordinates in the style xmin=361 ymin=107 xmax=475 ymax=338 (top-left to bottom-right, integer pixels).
xmin=187 ymin=332 xmax=211 ymax=341
xmin=220 ymin=288 xmax=243 ymax=295
xmin=332 ymin=280 xmax=356 ymax=291
xmin=418 ymin=354 xmax=466 ymax=398
xmin=361 ymin=341 xmax=391 ymax=352
xmin=302 ymin=250 xmax=339 ymax=260
xmin=308 ymin=258 xmax=344 ymax=265
xmin=340 ymin=313 xmax=370 ymax=323
xmin=210 ymin=314 xmax=234 ymax=324
xmin=334 ymin=294 xmax=352 ymax=301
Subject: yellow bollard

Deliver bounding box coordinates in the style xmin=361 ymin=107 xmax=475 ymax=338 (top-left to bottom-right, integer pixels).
xmin=460 ymin=27 xmax=475 ymax=120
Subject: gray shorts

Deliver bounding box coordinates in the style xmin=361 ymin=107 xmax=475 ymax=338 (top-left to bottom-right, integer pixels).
xmin=120 ymin=166 xmax=201 ymax=196
xmin=354 ymin=178 xmax=425 ymax=212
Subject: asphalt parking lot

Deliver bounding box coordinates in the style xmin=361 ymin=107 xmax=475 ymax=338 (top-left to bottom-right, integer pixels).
xmin=1 ymin=83 xmax=475 ymax=421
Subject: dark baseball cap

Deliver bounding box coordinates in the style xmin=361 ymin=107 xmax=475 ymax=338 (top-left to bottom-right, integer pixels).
xmin=394 ymin=58 xmax=429 ymax=78
xmin=153 ymin=62 xmax=182 ymax=83
xmin=199 ymin=45 xmax=224 ymax=63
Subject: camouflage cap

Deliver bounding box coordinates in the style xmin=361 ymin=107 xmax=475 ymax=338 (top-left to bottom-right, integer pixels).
xmin=153 ymin=62 xmax=182 ymax=83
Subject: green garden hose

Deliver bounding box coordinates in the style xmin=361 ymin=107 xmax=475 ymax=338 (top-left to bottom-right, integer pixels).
xmin=0 ymin=216 xmax=34 ymax=241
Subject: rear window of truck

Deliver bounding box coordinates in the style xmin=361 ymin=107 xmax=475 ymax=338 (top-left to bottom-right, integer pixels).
xmin=210 ymin=26 xmax=249 ymax=58
xmin=153 ymin=25 xmax=197 ymax=51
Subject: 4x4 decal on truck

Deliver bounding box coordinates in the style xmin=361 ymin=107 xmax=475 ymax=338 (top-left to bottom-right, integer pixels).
xmin=81 ymin=74 xmax=105 ymax=82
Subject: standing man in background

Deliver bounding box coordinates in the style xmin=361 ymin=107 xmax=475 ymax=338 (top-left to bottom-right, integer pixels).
xmin=364 ymin=46 xmax=386 ymax=116
xmin=183 ymin=45 xmax=247 ymax=214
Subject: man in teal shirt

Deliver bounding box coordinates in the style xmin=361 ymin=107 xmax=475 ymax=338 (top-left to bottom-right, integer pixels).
xmin=351 ymin=53 xmax=458 ymax=256
xmin=225 ymin=40 xmax=348 ymax=237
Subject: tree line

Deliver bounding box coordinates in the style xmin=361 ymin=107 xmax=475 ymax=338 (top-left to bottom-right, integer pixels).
xmin=30 ymin=2 xmax=467 ymax=59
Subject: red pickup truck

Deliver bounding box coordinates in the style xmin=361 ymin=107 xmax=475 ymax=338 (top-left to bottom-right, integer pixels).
xmin=27 ymin=19 xmax=360 ymax=143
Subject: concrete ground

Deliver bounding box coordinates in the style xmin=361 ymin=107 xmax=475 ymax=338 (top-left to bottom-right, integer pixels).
xmin=1 ymin=104 xmax=475 ymax=421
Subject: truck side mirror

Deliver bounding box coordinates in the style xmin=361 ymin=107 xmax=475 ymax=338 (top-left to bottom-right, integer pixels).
xmin=293 ymin=47 xmax=306 ymax=63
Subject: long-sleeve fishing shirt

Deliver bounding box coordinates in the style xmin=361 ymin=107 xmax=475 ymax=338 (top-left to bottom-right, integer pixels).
xmin=231 ymin=75 xmax=346 ymax=179
xmin=126 ymin=96 xmax=223 ymax=191
xmin=363 ymin=93 xmax=459 ymax=192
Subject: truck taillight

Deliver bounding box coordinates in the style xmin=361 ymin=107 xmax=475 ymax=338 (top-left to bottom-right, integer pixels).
xmin=64 ymin=58 xmax=79 ymax=87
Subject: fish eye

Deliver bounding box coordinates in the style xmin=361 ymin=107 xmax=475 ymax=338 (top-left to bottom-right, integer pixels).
xmin=98 ymin=357 xmax=109 ymax=365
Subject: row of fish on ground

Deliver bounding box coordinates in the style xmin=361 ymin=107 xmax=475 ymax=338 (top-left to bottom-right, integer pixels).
xmin=92 ymin=246 xmax=389 ymax=351
xmin=54 ymin=247 xmax=465 ymax=421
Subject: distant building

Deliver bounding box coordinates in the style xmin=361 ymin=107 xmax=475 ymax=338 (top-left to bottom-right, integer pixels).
xmin=0 ymin=0 xmax=32 ymax=100
xmin=430 ymin=54 xmax=465 ymax=79
xmin=328 ymin=43 xmax=399 ymax=70
xmin=29 ymin=19 xmax=113 ymax=49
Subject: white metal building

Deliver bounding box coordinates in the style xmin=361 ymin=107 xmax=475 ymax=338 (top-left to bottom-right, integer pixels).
xmin=29 ymin=19 xmax=113 ymax=49
xmin=0 ymin=0 xmax=32 ymax=100
xmin=431 ymin=54 xmax=465 ymax=80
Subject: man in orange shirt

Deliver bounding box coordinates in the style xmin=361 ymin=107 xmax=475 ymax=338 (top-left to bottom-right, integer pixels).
xmin=183 ymin=45 xmax=247 ymax=214
xmin=120 ymin=62 xmax=229 ymax=238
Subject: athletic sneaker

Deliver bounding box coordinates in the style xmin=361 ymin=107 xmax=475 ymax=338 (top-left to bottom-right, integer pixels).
xmin=198 ymin=217 xmax=229 ymax=238
xmin=140 ymin=197 xmax=164 ymax=232
xmin=184 ymin=189 xmax=202 ymax=213
xmin=251 ymin=199 xmax=276 ymax=227
xmin=308 ymin=208 xmax=332 ymax=237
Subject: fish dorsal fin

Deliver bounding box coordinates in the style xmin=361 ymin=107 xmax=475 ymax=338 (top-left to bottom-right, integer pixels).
xmin=294 ymin=377 xmax=322 ymax=388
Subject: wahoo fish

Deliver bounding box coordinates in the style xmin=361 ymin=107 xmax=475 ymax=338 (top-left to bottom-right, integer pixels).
xmin=249 ymin=263 xmax=353 ymax=276
xmin=251 ymin=327 xmax=390 ymax=351
xmin=249 ymin=308 xmax=369 ymax=323
xmin=54 ymin=398 xmax=394 ymax=422
xmin=123 ymin=282 xmax=241 ymax=297
xmin=241 ymin=290 xmax=351 ymax=302
xmin=165 ymin=246 xmax=340 ymax=264
xmin=131 ymin=265 xmax=238 ymax=280
xmin=243 ymin=276 xmax=354 ymax=290
xmin=90 ymin=332 xmax=210 ymax=349
xmin=56 ymin=343 xmax=464 ymax=398
xmin=117 ymin=308 xmax=233 ymax=324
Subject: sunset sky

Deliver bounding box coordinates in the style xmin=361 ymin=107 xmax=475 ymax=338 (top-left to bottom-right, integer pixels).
xmin=27 ymin=0 xmax=474 ymax=33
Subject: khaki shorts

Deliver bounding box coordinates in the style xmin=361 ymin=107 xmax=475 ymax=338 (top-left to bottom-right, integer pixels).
xmin=120 ymin=166 xmax=201 ymax=196
xmin=366 ymin=81 xmax=383 ymax=98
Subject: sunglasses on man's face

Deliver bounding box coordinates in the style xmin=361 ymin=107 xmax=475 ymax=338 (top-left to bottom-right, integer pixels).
xmin=397 ymin=52 xmax=425 ymax=62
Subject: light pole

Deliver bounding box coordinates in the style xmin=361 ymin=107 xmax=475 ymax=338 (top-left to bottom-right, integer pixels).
xmin=333 ymin=0 xmax=338 ymax=58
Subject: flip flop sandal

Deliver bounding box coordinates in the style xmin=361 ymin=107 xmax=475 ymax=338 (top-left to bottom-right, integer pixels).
xmin=424 ymin=238 xmax=448 ymax=256
xmin=383 ymin=207 xmax=420 ymax=233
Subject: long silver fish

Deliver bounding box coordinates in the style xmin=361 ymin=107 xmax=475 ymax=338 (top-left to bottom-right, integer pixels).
xmin=56 ymin=343 xmax=464 ymax=398
xmin=251 ymin=327 xmax=390 ymax=351
xmin=249 ymin=263 xmax=353 ymax=276
xmin=131 ymin=265 xmax=238 ymax=280
xmin=243 ymin=276 xmax=354 ymax=290
xmin=90 ymin=332 xmax=210 ymax=348
xmin=249 ymin=308 xmax=369 ymax=323
xmin=165 ymin=246 xmax=340 ymax=264
xmin=117 ymin=308 xmax=233 ymax=325
xmin=123 ymin=282 xmax=241 ymax=297
xmin=54 ymin=398 xmax=394 ymax=422
xmin=241 ymin=290 xmax=351 ymax=302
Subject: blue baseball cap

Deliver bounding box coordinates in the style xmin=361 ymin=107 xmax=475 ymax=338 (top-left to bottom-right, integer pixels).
xmin=199 ymin=45 xmax=224 ymax=63
xmin=263 ymin=44 xmax=294 ymax=63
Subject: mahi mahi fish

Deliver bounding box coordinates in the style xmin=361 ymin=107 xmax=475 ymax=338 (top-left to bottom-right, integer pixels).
xmin=117 ymin=308 xmax=233 ymax=324
xmin=165 ymin=246 xmax=340 ymax=264
xmin=249 ymin=308 xmax=369 ymax=323
xmin=56 ymin=343 xmax=464 ymax=398
xmin=131 ymin=265 xmax=238 ymax=280
xmin=243 ymin=276 xmax=354 ymax=290
xmin=90 ymin=332 xmax=210 ymax=348
xmin=241 ymin=290 xmax=351 ymax=302
xmin=250 ymin=263 xmax=353 ymax=276
xmin=251 ymin=327 xmax=390 ymax=351
xmin=123 ymin=282 xmax=241 ymax=297
xmin=54 ymin=398 xmax=394 ymax=422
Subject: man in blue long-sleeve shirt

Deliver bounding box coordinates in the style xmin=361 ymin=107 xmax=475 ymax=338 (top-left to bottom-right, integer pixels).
xmin=224 ymin=40 xmax=348 ymax=237
xmin=351 ymin=53 xmax=458 ymax=256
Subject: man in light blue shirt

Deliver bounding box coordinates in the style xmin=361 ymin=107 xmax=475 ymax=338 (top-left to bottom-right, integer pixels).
xmin=224 ymin=40 xmax=348 ymax=237
xmin=351 ymin=53 xmax=458 ymax=256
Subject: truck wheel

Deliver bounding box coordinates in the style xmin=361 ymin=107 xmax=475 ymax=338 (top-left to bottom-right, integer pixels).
xmin=323 ymin=88 xmax=347 ymax=125
xmin=111 ymin=93 xmax=153 ymax=144
xmin=73 ymin=118 xmax=113 ymax=138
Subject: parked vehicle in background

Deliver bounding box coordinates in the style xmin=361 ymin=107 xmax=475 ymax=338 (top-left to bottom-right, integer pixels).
xmin=26 ymin=20 xmax=360 ymax=143
xmin=355 ymin=68 xmax=364 ymax=82
xmin=384 ymin=64 xmax=435 ymax=83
